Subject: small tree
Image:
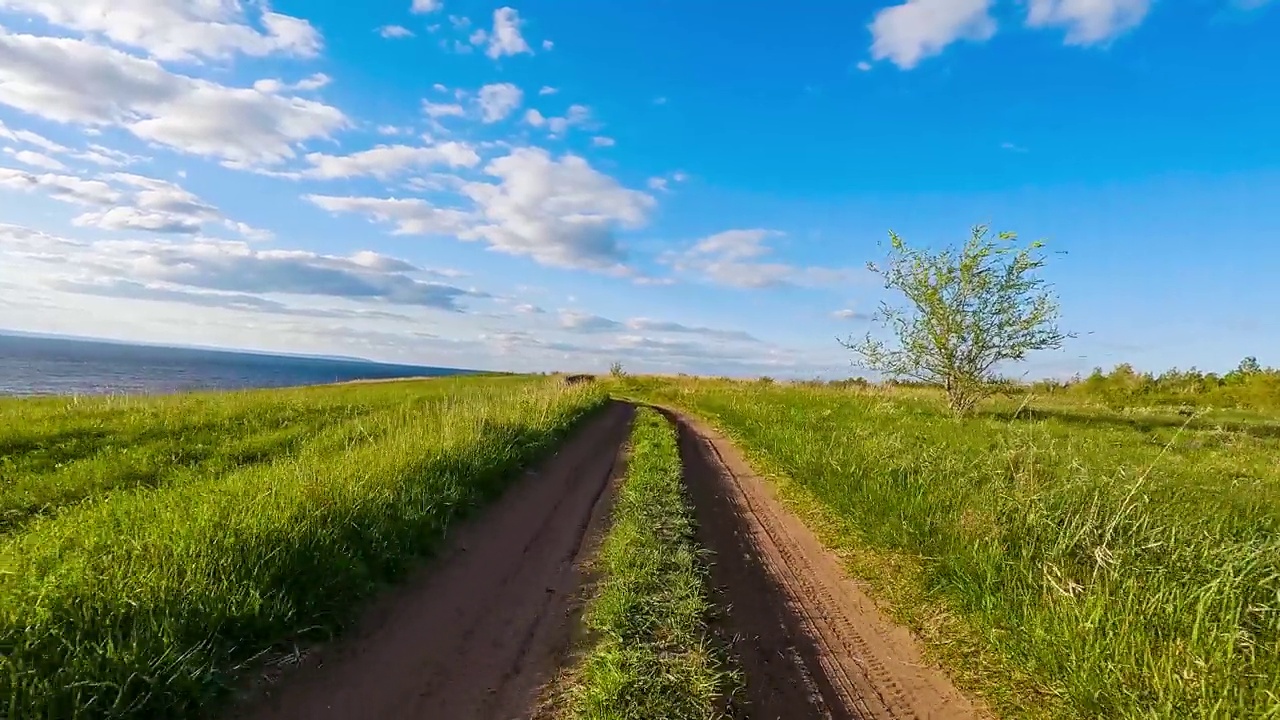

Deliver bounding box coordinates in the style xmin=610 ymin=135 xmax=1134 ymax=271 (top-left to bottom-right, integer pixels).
xmin=609 ymin=361 xmax=626 ymax=379
xmin=841 ymin=225 xmax=1071 ymax=414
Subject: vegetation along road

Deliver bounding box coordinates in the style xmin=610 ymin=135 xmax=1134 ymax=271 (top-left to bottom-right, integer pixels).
xmin=2 ymin=369 xmax=1278 ymax=718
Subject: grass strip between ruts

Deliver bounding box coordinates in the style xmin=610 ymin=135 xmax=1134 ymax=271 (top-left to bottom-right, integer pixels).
xmin=564 ymin=407 xmax=736 ymax=719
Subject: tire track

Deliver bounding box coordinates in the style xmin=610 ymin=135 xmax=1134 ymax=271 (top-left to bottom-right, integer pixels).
xmin=662 ymin=407 xmax=981 ymax=720
xmin=230 ymin=401 xmax=633 ymax=720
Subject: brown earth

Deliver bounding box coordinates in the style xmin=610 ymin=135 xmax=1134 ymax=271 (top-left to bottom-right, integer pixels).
xmin=230 ymin=401 xmax=633 ymax=720
xmin=662 ymin=407 xmax=981 ymax=720
xmin=230 ymin=400 xmax=978 ymax=720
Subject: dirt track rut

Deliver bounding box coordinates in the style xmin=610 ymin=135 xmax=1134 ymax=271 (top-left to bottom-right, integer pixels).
xmin=665 ymin=408 xmax=979 ymax=720
xmin=233 ymin=401 xmax=633 ymax=720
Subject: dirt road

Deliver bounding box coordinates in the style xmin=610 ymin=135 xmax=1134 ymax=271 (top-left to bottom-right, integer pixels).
xmin=232 ymin=400 xmax=976 ymax=720
xmin=665 ymin=408 xmax=979 ymax=720
xmin=233 ymin=401 xmax=633 ymax=720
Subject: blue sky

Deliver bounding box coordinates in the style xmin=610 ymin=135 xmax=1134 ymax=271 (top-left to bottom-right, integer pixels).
xmin=0 ymin=0 xmax=1275 ymax=378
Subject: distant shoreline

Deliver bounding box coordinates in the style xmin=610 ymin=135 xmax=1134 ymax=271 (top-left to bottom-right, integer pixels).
xmin=0 ymin=333 xmax=480 ymax=397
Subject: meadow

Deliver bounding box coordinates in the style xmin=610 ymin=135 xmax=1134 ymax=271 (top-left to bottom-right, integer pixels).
xmin=0 ymin=376 xmax=607 ymax=718
xmin=624 ymin=377 xmax=1280 ymax=719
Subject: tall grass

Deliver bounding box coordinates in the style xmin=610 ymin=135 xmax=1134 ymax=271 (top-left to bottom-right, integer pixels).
xmin=630 ymin=378 xmax=1280 ymax=719
xmin=565 ymin=408 xmax=733 ymax=719
xmin=0 ymin=377 xmax=607 ymax=718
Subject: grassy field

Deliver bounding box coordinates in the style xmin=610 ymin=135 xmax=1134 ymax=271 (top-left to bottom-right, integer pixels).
xmin=564 ymin=407 xmax=734 ymax=719
xmin=624 ymin=378 xmax=1280 ymax=719
xmin=0 ymin=376 xmax=607 ymax=718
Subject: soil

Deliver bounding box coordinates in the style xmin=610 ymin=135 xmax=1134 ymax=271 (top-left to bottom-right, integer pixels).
xmin=230 ymin=401 xmax=634 ymax=720
xmin=661 ymin=407 xmax=981 ymax=720
xmin=229 ymin=400 xmax=979 ymax=720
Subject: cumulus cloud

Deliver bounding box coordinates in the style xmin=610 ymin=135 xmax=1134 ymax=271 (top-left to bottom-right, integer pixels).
xmin=477 ymin=83 xmax=523 ymax=122
xmin=591 ymin=136 xmax=616 ymax=147
xmin=0 ymin=0 xmax=322 ymax=61
xmin=0 ymin=29 xmax=348 ymax=165
xmin=625 ymin=318 xmax=758 ymax=342
xmin=379 ymin=25 xmax=416 ymax=39
xmin=252 ymin=73 xmax=332 ymax=93
xmin=0 ymin=227 xmax=486 ymax=313
xmin=538 ymin=86 xmax=558 ymax=96
xmin=0 ymin=120 xmax=68 ymax=154
xmin=423 ymin=101 xmax=467 ymax=118
xmin=301 ymin=142 xmax=480 ymax=180
xmin=0 ymin=166 xmax=122 ymax=204
xmin=558 ymin=310 xmax=623 ymax=333
xmin=7 ymin=149 xmax=67 ymax=171
xmin=412 ymin=0 xmax=443 ymax=13
xmin=869 ymin=0 xmax=996 ymax=69
xmin=483 ymin=7 xmax=532 ymax=59
xmin=310 ymin=148 xmax=654 ymax=271
xmin=307 ymin=195 xmax=474 ymax=235
xmin=665 ymin=229 xmax=852 ymax=289
xmin=0 ymin=168 xmax=265 ymax=239
xmin=528 ymin=105 xmax=591 ymax=135
xmin=458 ymin=148 xmax=654 ymax=270
xmin=1025 ymin=0 xmax=1152 ymax=44
xmin=832 ymin=308 xmax=870 ymax=320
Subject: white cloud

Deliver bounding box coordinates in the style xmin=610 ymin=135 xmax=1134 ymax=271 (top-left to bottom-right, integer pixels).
xmin=524 ymin=109 xmax=546 ymax=127
xmin=591 ymin=136 xmax=616 ymax=147
xmin=542 ymin=39 xmax=554 ymax=50
xmin=1 ymin=229 xmax=485 ymax=312
xmin=558 ymin=310 xmax=622 ymax=332
xmin=0 ymin=0 xmax=322 ymax=61
xmin=832 ymin=308 xmax=870 ymax=320
xmin=7 ymin=149 xmax=67 ymax=171
xmin=0 ymin=120 xmax=69 ymax=154
xmin=856 ymin=61 xmax=873 ymax=71
xmin=379 ymin=25 xmax=416 ymax=39
xmin=301 ymin=142 xmax=480 ymax=179
xmin=1026 ymin=0 xmax=1152 ymax=44
xmin=458 ymin=148 xmax=654 ymax=270
xmin=647 ymin=177 xmax=669 ymax=192
xmin=252 ymin=73 xmax=332 ymax=94
xmin=625 ymin=318 xmax=758 ymax=342
xmin=484 ymin=7 xmax=532 ymax=59
xmin=412 ymin=0 xmax=443 ymax=13
xmin=0 ymin=166 xmax=122 ymax=204
xmin=477 ymin=83 xmax=523 ymax=122
xmin=75 ymin=172 xmax=262 ymax=239
xmin=538 ymin=86 xmax=558 ymax=96
xmin=0 ymin=29 xmax=348 ymax=165
xmin=423 ymin=101 xmax=466 ymax=118
xmin=546 ymin=105 xmax=591 ymax=135
xmin=307 ymin=195 xmax=474 ymax=235
xmin=869 ymin=0 xmax=996 ymax=69
xmin=76 ymin=144 xmax=147 ymax=167
xmin=665 ymin=229 xmax=852 ymax=289
xmin=513 ymin=303 xmax=545 ymax=314
xmin=312 ymin=148 xmax=654 ymax=271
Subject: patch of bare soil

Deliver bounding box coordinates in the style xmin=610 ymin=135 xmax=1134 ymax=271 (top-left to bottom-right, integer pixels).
xmin=230 ymin=401 xmax=634 ymax=720
xmin=664 ymin=408 xmax=981 ymax=720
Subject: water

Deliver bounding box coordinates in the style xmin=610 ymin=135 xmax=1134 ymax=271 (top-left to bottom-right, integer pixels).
xmin=0 ymin=334 xmax=472 ymax=396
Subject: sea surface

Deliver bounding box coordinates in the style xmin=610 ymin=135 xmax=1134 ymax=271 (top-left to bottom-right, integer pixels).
xmin=0 ymin=334 xmax=470 ymax=396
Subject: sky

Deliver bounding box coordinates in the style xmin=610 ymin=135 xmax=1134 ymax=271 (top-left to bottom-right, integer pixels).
xmin=0 ymin=0 xmax=1276 ymax=379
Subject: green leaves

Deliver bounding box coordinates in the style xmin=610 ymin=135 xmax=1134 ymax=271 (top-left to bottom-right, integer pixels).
xmin=842 ymin=224 xmax=1071 ymax=414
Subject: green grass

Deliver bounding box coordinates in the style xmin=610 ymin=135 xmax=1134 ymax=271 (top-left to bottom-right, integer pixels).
xmin=0 ymin=376 xmax=607 ymax=719
xmin=624 ymin=377 xmax=1280 ymax=720
xmin=565 ymin=407 xmax=734 ymax=719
